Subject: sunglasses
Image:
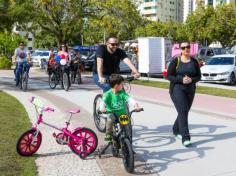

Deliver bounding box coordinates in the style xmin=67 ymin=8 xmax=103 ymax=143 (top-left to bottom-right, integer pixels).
xmin=109 ymin=43 xmax=119 ymax=46
xmin=181 ymin=46 xmax=190 ymax=50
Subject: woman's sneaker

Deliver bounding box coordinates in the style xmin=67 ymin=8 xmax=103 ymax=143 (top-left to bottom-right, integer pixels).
xmin=176 ymin=134 xmax=182 ymax=140
xmin=173 ymin=132 xmax=182 ymax=140
xmin=183 ymin=140 xmax=192 ymax=147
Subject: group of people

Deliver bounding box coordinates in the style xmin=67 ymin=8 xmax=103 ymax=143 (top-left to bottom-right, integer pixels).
xmin=12 ymin=42 xmax=85 ymax=87
xmin=12 ymin=36 xmax=201 ymax=147
xmin=93 ymin=37 xmax=201 ymax=147
xmin=47 ymin=45 xmax=84 ymax=77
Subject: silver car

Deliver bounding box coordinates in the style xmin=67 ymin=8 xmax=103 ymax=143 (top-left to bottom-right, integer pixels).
xmin=200 ymin=54 xmax=236 ymax=85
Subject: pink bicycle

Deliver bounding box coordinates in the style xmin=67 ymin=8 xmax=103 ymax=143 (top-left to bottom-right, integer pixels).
xmin=16 ymin=97 xmax=98 ymax=159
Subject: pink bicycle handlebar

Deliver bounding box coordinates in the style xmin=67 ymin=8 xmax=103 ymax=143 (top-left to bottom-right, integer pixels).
xmin=29 ymin=96 xmax=55 ymax=112
xmin=43 ymin=106 xmax=55 ymax=112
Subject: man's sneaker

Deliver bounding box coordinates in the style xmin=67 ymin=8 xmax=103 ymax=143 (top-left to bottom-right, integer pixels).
xmin=183 ymin=140 xmax=192 ymax=147
xmin=104 ymin=133 xmax=112 ymax=142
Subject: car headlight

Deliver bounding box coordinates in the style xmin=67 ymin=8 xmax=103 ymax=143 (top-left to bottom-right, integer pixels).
xmin=219 ymin=71 xmax=230 ymax=75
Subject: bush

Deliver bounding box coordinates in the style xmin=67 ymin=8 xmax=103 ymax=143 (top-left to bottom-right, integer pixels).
xmin=0 ymin=56 xmax=12 ymax=69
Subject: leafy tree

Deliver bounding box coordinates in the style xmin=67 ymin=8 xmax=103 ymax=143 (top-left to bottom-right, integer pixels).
xmin=0 ymin=0 xmax=34 ymax=32
xmin=83 ymin=0 xmax=142 ymax=44
xmin=30 ymin=0 xmax=97 ymax=45
xmin=0 ymin=0 xmax=13 ymax=31
xmin=185 ymin=6 xmax=215 ymax=46
xmin=135 ymin=21 xmax=166 ymax=37
xmin=0 ymin=31 xmax=26 ymax=58
xmin=208 ymin=4 xmax=236 ymax=47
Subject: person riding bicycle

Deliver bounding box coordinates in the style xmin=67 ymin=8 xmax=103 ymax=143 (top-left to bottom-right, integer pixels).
xmin=12 ymin=42 xmax=31 ymax=86
xmin=71 ymin=50 xmax=84 ymax=73
xmin=47 ymin=53 xmax=56 ymax=75
xmin=99 ymin=74 xmax=141 ymax=141
xmin=58 ymin=44 xmax=70 ymax=71
xmin=93 ymin=36 xmax=140 ymax=92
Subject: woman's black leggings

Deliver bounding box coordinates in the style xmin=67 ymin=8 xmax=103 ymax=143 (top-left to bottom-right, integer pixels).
xmin=171 ymin=84 xmax=195 ymax=142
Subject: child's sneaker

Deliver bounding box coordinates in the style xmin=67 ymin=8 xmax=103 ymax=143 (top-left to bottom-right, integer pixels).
xmin=104 ymin=133 xmax=112 ymax=142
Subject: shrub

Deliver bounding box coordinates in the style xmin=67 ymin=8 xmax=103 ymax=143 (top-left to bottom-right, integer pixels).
xmin=0 ymin=56 xmax=12 ymax=69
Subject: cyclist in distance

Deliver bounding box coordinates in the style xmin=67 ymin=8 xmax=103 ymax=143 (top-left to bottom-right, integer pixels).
xmin=12 ymin=41 xmax=31 ymax=86
xmin=93 ymin=36 xmax=140 ymax=92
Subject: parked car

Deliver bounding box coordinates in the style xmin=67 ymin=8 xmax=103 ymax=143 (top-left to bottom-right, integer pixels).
xmin=119 ymin=52 xmax=132 ymax=73
xmin=32 ymin=50 xmax=50 ymax=69
xmin=83 ymin=52 xmax=132 ymax=73
xmin=200 ymin=54 xmax=236 ymax=85
xmin=197 ymin=47 xmax=226 ymax=62
xmin=84 ymin=53 xmax=95 ymax=70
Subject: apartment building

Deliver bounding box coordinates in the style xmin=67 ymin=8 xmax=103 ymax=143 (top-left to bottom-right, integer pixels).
xmin=134 ymin=0 xmax=184 ymax=22
xmin=183 ymin=0 xmax=236 ymax=22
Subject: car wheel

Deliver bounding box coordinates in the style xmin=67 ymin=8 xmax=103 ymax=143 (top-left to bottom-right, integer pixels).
xmin=229 ymin=73 xmax=236 ymax=85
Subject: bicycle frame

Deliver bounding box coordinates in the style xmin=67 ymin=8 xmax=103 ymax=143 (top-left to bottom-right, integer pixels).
xmin=31 ymin=105 xmax=83 ymax=145
xmin=17 ymin=97 xmax=98 ymax=158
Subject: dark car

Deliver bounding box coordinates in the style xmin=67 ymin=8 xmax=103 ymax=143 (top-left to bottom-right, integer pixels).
xmin=83 ymin=52 xmax=132 ymax=73
xmin=197 ymin=47 xmax=226 ymax=62
xmin=84 ymin=53 xmax=96 ymax=70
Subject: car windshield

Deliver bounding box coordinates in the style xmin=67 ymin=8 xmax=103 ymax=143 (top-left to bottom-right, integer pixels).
xmin=206 ymin=57 xmax=234 ymax=65
xmin=40 ymin=52 xmax=49 ymax=56
xmin=213 ymin=48 xmax=226 ymax=55
xmin=32 ymin=52 xmax=42 ymax=56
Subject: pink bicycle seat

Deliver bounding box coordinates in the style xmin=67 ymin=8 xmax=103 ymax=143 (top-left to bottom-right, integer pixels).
xmin=65 ymin=108 xmax=80 ymax=114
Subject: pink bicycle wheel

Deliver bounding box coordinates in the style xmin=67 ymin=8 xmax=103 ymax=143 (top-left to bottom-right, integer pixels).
xmin=16 ymin=129 xmax=42 ymax=156
xmin=69 ymin=127 xmax=98 ymax=159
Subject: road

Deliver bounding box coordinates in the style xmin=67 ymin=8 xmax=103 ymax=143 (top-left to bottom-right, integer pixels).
xmin=0 ymin=68 xmax=236 ymax=176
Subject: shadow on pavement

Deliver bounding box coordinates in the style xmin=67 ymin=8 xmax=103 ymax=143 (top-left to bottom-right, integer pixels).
xmin=132 ymin=124 xmax=234 ymax=173
xmin=35 ymin=151 xmax=73 ymax=158
xmin=0 ymin=76 xmax=100 ymax=92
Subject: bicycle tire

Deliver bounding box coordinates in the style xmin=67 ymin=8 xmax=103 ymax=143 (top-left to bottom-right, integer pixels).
xmin=62 ymin=72 xmax=69 ymax=91
xmin=16 ymin=129 xmax=42 ymax=156
xmin=122 ymin=138 xmax=134 ymax=173
xmin=22 ymin=72 xmax=28 ymax=91
xmin=70 ymin=71 xmax=75 ymax=84
xmin=77 ymin=70 xmax=82 ymax=84
xmin=19 ymin=71 xmax=23 ymax=89
xmin=124 ymin=103 xmax=132 ymax=142
xmin=69 ymin=127 xmax=98 ymax=159
xmin=49 ymin=72 xmax=57 ymax=89
xmin=93 ymin=94 xmax=106 ymax=133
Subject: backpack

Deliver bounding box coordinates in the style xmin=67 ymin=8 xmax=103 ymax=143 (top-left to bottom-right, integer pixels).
xmin=176 ymin=57 xmax=180 ymax=70
xmin=17 ymin=49 xmax=26 ymax=59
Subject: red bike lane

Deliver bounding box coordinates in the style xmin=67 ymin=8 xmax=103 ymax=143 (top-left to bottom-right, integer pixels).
xmin=129 ymin=84 xmax=236 ymax=120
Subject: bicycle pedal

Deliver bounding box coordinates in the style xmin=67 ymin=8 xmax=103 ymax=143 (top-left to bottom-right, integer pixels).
xmin=52 ymin=133 xmax=56 ymax=137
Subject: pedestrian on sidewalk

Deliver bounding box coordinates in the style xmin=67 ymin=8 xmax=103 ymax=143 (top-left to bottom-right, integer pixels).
xmin=166 ymin=42 xmax=201 ymax=147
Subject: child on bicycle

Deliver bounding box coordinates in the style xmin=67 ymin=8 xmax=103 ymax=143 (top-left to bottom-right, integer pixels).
xmin=99 ymin=74 xmax=141 ymax=141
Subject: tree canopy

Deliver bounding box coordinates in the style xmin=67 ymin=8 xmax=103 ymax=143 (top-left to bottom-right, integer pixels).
xmin=1 ymin=1 xmax=236 ymax=48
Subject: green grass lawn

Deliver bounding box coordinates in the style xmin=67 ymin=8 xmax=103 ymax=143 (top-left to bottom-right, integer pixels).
xmin=0 ymin=91 xmax=37 ymax=176
xmin=132 ymin=80 xmax=236 ymax=99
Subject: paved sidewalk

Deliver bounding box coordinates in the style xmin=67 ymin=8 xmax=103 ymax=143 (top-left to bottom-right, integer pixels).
xmin=128 ymin=84 xmax=236 ymax=120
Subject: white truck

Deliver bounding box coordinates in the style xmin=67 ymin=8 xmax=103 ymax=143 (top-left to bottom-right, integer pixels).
xmin=138 ymin=37 xmax=172 ymax=75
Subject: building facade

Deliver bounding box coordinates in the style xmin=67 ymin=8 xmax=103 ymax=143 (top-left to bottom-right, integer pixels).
xmin=134 ymin=0 xmax=184 ymax=22
xmin=183 ymin=0 xmax=236 ymax=22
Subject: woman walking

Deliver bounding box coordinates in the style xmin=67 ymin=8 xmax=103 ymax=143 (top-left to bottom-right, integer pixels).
xmin=166 ymin=42 xmax=201 ymax=147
